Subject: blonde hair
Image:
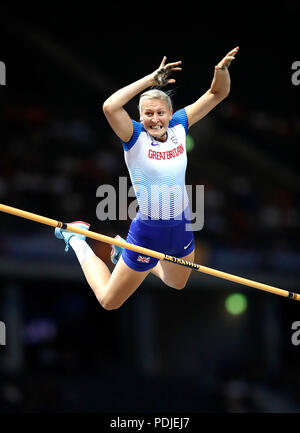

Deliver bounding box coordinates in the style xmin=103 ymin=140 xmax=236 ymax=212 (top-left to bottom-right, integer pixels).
xmin=138 ymin=89 xmax=173 ymax=115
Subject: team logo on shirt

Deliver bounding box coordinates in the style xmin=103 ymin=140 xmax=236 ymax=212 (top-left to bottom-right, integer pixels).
xmin=170 ymin=135 xmax=179 ymax=145
xmin=148 ymin=143 xmax=184 ymax=160
xmin=137 ymin=255 xmax=150 ymax=263
xmin=150 ymin=142 xmax=159 ymax=146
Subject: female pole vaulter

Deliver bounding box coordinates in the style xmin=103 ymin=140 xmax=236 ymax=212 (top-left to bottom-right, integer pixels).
xmin=55 ymin=47 xmax=239 ymax=310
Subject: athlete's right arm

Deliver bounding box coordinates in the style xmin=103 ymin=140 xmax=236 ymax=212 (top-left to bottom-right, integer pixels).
xmin=102 ymin=75 xmax=154 ymax=142
xmin=102 ymin=57 xmax=181 ymax=143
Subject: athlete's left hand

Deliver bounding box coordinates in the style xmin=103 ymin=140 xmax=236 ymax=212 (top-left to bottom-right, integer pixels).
xmin=215 ymin=46 xmax=239 ymax=69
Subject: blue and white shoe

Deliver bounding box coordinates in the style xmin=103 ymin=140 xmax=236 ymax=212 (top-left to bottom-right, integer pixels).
xmin=55 ymin=221 xmax=90 ymax=252
xmin=110 ymin=235 xmax=125 ymax=265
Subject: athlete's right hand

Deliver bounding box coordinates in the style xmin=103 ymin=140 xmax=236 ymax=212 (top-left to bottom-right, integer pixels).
xmin=151 ymin=57 xmax=182 ymax=87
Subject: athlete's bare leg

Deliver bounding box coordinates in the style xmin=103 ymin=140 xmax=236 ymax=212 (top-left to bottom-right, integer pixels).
xmin=150 ymin=249 xmax=195 ymax=289
xmin=81 ymin=255 xmax=151 ymax=310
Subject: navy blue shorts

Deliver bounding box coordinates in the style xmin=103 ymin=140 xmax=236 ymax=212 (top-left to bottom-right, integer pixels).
xmin=122 ymin=208 xmax=195 ymax=272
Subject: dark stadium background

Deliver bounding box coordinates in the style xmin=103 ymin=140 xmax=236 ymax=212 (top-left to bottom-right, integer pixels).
xmin=1 ymin=4 xmax=300 ymax=416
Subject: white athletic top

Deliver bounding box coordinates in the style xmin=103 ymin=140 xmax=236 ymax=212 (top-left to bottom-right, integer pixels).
xmin=121 ymin=108 xmax=189 ymax=221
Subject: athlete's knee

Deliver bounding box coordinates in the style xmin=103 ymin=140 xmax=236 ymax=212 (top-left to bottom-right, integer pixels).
xmin=97 ymin=293 xmax=123 ymax=311
xmin=102 ymin=301 xmax=122 ymax=311
xmin=172 ymin=281 xmax=186 ymax=290
xmin=92 ymin=284 xmax=121 ymax=310
xmin=99 ymin=297 xmax=123 ymax=311
xmin=170 ymin=273 xmax=192 ymax=290
xmin=167 ymin=279 xmax=187 ymax=290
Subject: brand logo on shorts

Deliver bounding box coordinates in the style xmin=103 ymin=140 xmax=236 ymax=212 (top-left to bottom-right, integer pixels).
xmin=137 ymin=255 xmax=150 ymax=263
xmin=184 ymin=240 xmax=193 ymax=250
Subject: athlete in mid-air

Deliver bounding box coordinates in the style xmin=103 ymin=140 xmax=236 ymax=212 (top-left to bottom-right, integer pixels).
xmin=55 ymin=47 xmax=239 ymax=309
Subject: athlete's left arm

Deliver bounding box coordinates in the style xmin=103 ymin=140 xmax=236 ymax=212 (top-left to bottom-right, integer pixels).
xmin=185 ymin=47 xmax=239 ymax=128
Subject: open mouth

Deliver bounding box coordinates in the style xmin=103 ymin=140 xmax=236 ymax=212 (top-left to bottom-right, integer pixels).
xmin=150 ymin=125 xmax=163 ymax=130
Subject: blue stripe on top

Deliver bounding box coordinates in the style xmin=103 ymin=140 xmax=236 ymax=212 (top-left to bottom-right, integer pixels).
xmin=121 ymin=120 xmax=144 ymax=151
xmin=169 ymin=108 xmax=188 ymax=134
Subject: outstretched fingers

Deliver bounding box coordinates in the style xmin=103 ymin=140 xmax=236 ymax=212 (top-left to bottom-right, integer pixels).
xmin=154 ymin=57 xmax=182 ymax=86
xmin=167 ymin=61 xmax=182 ymax=70
xmin=216 ymin=46 xmax=240 ymax=69
xmin=159 ymin=56 xmax=167 ymax=68
xmin=159 ymin=56 xmax=182 ymax=71
xmin=226 ymin=46 xmax=239 ymax=56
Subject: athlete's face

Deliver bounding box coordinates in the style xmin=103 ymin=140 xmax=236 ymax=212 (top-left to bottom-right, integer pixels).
xmin=140 ymin=98 xmax=172 ymax=142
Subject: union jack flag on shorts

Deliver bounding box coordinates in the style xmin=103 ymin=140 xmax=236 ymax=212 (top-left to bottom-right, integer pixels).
xmin=137 ymin=255 xmax=150 ymax=263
